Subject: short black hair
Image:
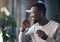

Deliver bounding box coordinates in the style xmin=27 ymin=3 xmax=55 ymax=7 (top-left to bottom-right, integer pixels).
xmin=32 ymin=3 xmax=46 ymax=16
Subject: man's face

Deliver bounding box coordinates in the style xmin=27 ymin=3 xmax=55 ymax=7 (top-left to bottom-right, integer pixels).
xmin=30 ymin=7 xmax=40 ymax=23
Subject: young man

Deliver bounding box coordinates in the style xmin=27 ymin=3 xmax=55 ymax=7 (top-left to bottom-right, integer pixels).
xmin=19 ymin=3 xmax=60 ymax=42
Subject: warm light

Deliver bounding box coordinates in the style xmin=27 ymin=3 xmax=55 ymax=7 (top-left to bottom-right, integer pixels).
xmin=26 ymin=10 xmax=31 ymax=13
xmin=1 ymin=7 xmax=10 ymax=16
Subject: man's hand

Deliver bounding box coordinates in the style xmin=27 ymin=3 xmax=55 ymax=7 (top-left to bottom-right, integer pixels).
xmin=36 ymin=30 xmax=48 ymax=40
xmin=22 ymin=18 xmax=30 ymax=32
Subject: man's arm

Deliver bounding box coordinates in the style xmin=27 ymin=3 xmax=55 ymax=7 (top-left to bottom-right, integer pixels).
xmin=54 ymin=25 xmax=60 ymax=42
xmin=19 ymin=18 xmax=32 ymax=42
xmin=19 ymin=28 xmax=32 ymax=42
xmin=46 ymin=25 xmax=60 ymax=42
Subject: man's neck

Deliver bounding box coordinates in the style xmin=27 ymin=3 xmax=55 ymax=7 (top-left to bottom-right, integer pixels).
xmin=39 ymin=18 xmax=49 ymax=26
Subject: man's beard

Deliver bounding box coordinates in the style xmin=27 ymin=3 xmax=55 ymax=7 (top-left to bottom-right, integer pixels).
xmin=33 ymin=18 xmax=40 ymax=24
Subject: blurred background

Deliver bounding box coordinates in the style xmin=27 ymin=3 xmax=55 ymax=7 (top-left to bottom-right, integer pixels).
xmin=0 ymin=0 xmax=60 ymax=42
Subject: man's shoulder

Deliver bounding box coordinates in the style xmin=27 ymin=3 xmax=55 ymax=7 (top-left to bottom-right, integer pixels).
xmin=48 ymin=20 xmax=60 ymax=30
xmin=50 ymin=20 xmax=59 ymax=25
xmin=50 ymin=20 xmax=60 ymax=29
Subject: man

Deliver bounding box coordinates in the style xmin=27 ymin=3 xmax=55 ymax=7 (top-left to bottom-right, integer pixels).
xmin=19 ymin=3 xmax=60 ymax=42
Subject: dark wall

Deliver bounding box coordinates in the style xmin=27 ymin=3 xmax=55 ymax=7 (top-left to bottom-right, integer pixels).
xmin=45 ymin=0 xmax=58 ymax=21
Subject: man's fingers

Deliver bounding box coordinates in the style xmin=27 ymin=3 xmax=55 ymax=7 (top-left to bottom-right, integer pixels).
xmin=36 ymin=30 xmax=41 ymax=35
xmin=23 ymin=18 xmax=30 ymax=25
xmin=22 ymin=18 xmax=30 ymax=29
xmin=36 ymin=30 xmax=45 ymax=36
xmin=36 ymin=30 xmax=43 ymax=33
xmin=23 ymin=21 xmax=27 ymax=25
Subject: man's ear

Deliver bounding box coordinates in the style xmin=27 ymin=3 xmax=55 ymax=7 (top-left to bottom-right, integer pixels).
xmin=39 ymin=11 xmax=44 ymax=16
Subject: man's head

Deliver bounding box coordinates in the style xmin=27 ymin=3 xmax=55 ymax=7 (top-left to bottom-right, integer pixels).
xmin=31 ymin=3 xmax=46 ymax=16
xmin=26 ymin=3 xmax=46 ymax=23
